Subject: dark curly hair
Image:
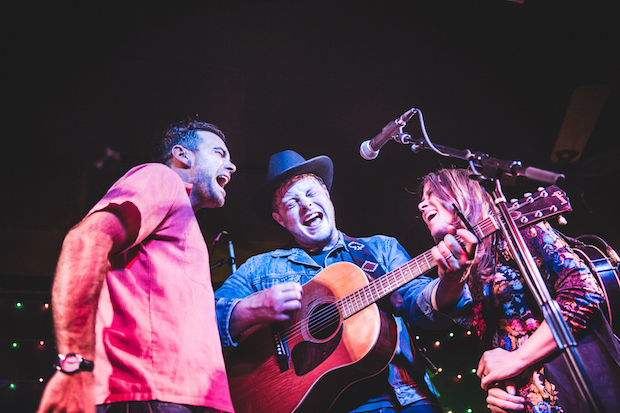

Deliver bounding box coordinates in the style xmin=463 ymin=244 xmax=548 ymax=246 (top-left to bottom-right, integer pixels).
xmin=153 ymin=118 xmax=226 ymax=165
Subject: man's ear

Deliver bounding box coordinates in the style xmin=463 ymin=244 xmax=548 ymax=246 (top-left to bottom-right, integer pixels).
xmin=171 ymin=145 xmax=192 ymax=168
xmin=272 ymin=211 xmax=285 ymax=227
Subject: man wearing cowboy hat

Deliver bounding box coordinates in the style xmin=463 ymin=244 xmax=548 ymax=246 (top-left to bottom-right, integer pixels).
xmin=215 ymin=150 xmax=470 ymax=413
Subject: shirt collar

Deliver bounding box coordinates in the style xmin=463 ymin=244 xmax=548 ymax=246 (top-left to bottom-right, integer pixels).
xmin=184 ymin=182 xmax=193 ymax=197
xmin=270 ymin=231 xmax=347 ymax=261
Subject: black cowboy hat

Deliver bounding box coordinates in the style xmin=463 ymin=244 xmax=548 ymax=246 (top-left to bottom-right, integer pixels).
xmin=252 ymin=150 xmax=333 ymax=223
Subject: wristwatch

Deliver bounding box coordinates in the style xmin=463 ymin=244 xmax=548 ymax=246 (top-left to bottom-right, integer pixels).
xmin=55 ymin=353 xmax=94 ymax=375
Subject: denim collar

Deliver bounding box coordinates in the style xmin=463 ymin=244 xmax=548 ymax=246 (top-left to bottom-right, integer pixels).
xmin=270 ymin=231 xmax=350 ymax=267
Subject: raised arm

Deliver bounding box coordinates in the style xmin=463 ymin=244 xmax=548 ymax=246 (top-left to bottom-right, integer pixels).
xmin=431 ymin=227 xmax=479 ymax=312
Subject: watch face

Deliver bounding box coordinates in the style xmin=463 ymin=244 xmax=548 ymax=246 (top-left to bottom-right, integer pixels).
xmin=61 ymin=355 xmax=81 ymax=373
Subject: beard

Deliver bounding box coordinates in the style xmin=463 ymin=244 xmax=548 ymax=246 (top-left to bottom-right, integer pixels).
xmin=192 ymin=166 xmax=225 ymax=209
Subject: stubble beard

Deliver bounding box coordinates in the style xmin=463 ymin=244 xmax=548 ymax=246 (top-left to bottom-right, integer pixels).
xmin=194 ymin=168 xmax=225 ymax=209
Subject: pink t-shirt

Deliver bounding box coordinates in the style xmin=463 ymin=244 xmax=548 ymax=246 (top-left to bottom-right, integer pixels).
xmin=88 ymin=163 xmax=233 ymax=411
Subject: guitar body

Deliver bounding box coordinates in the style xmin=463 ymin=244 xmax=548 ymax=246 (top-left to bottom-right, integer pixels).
xmin=225 ymin=262 xmax=398 ymax=413
xmin=572 ymin=243 xmax=620 ymax=337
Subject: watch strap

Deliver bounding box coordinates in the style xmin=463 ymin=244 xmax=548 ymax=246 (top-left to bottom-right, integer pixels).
xmin=79 ymin=356 xmax=94 ymax=372
xmin=55 ymin=353 xmax=94 ymax=374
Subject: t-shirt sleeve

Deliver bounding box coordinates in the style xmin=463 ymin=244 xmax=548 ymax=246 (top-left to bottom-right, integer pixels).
xmin=88 ymin=164 xmax=184 ymax=251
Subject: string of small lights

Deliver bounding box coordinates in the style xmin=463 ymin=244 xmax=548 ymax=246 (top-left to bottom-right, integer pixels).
xmin=1 ymin=296 xmax=56 ymax=411
xmin=412 ymin=327 xmax=487 ymax=412
xmin=2 ymin=298 xmax=488 ymax=412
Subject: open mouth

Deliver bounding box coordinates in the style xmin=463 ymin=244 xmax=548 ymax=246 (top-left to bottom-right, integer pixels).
xmin=304 ymin=211 xmax=323 ymax=226
xmin=425 ymin=211 xmax=437 ymax=223
xmin=216 ymin=175 xmax=229 ymax=188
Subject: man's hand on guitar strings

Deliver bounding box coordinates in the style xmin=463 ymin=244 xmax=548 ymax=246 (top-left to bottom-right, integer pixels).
xmin=229 ymin=282 xmax=303 ymax=337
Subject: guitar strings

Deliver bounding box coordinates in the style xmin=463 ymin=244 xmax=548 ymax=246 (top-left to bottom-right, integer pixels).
xmin=274 ymin=192 xmax=546 ymax=343
xmin=276 ymin=224 xmax=487 ymax=342
xmin=275 ymin=250 xmax=436 ymax=343
xmin=277 ymin=219 xmax=496 ymax=343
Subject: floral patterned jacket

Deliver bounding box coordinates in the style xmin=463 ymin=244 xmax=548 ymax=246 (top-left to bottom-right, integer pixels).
xmin=469 ymin=221 xmax=604 ymax=412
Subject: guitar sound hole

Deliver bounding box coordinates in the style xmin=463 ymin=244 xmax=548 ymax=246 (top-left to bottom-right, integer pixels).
xmin=308 ymin=303 xmax=340 ymax=340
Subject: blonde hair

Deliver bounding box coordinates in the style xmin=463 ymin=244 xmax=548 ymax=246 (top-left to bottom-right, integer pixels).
xmin=420 ymin=168 xmax=498 ymax=293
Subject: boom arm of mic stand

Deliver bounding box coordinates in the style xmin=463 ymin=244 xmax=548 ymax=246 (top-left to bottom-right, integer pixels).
xmin=210 ymin=257 xmax=231 ymax=270
xmin=410 ymin=138 xmax=565 ymax=185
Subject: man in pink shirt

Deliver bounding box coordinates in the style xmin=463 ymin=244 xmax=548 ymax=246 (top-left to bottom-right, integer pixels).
xmin=37 ymin=119 xmax=237 ymax=413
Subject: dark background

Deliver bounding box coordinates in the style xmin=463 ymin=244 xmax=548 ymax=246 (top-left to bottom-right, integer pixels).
xmin=1 ymin=1 xmax=618 ymax=411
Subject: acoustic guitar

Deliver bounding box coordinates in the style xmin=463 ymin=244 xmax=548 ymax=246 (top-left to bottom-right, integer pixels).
xmin=225 ymin=185 xmax=572 ymax=413
xmin=571 ymin=234 xmax=620 ymax=337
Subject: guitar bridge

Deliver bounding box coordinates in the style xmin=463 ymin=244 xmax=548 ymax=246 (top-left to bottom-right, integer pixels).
xmin=271 ymin=324 xmax=290 ymax=373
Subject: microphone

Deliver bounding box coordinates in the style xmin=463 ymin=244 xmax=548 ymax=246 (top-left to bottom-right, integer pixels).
xmin=228 ymin=237 xmax=237 ymax=273
xmin=360 ymin=108 xmax=416 ymax=160
xmin=210 ymin=231 xmax=237 ymax=273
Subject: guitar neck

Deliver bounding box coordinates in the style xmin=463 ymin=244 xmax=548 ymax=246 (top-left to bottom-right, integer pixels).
xmin=338 ymin=216 xmax=498 ymax=319
xmin=338 ymin=250 xmax=435 ymax=319
xmin=337 ymin=184 xmax=571 ymax=319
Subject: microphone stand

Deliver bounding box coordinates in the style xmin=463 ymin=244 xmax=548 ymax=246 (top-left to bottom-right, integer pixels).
xmin=210 ymin=231 xmax=237 ymax=274
xmin=402 ymin=109 xmax=601 ymax=412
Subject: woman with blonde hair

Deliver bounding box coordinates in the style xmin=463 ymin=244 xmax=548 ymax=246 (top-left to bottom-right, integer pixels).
xmin=418 ymin=168 xmax=620 ymax=413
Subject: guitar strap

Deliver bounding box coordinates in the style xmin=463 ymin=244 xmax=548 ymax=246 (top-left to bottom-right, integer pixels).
xmin=342 ymin=234 xmax=405 ymax=317
xmin=342 ymin=235 xmax=439 ymax=383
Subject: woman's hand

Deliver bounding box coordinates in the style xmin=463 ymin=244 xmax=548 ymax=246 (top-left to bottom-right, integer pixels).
xmin=478 ymin=322 xmax=559 ymax=390
xmin=431 ymin=226 xmax=478 ymax=311
xmin=486 ymin=381 xmax=526 ymax=412
xmin=431 ymin=225 xmax=477 ymax=283
xmin=477 ymin=348 xmax=529 ymax=390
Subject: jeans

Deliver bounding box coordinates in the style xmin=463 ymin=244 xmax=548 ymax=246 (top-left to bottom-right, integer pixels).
xmin=96 ymin=401 xmax=224 ymax=413
xmin=356 ymin=399 xmax=442 ymax=413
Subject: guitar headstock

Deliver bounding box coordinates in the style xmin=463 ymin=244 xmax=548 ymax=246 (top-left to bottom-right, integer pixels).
xmin=508 ymin=185 xmax=572 ymax=228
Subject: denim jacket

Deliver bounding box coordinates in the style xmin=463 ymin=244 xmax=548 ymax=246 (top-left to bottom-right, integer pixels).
xmin=214 ymin=231 xmax=471 ymax=410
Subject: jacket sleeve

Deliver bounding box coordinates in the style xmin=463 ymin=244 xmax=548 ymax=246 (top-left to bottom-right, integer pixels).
xmin=382 ymin=236 xmax=473 ymax=329
xmin=524 ymin=221 xmax=604 ymax=332
xmin=214 ymin=257 xmax=260 ymax=347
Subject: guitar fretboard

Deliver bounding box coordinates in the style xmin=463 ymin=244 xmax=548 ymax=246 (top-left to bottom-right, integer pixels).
xmin=319 ymin=185 xmax=566 ymax=322
xmin=337 ymin=214 xmax=505 ymax=319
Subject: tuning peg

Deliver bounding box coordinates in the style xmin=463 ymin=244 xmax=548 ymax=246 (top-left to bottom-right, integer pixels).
xmin=557 ymin=215 xmax=568 ymax=225
xmin=608 ymin=247 xmax=620 ymax=266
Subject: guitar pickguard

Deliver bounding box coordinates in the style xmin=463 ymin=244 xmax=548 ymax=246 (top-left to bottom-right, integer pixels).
xmin=291 ymin=298 xmax=344 ymax=376
xmin=291 ymin=325 xmax=343 ymax=375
